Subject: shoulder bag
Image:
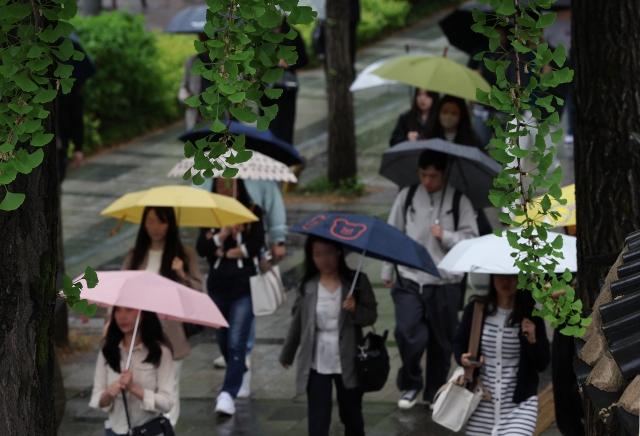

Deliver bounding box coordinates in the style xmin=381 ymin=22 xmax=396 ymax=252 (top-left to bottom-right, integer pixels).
xmin=122 ymin=391 xmax=174 ymax=436
xmin=355 ymin=328 xmax=390 ymax=392
xmin=250 ymin=256 xmax=286 ymax=316
xmin=432 ymin=299 xmax=491 ymax=432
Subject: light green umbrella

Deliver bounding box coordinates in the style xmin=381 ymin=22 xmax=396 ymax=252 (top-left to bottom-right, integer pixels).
xmin=371 ymin=55 xmax=491 ymax=102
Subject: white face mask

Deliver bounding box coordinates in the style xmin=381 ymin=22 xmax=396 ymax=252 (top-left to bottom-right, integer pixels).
xmin=439 ymin=114 xmax=460 ymax=129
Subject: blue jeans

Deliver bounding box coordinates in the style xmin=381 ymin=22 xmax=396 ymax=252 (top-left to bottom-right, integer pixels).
xmin=246 ymin=317 xmax=256 ymax=356
xmin=209 ymin=294 xmax=254 ymax=398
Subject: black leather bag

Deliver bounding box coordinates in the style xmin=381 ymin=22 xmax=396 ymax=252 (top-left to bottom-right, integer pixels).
xmin=355 ymin=329 xmax=390 ymax=392
xmin=122 ymin=391 xmax=175 ymax=436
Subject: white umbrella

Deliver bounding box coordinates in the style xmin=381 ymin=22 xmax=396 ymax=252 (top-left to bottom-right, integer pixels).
xmin=438 ymin=231 xmax=577 ymax=274
xmin=350 ymin=58 xmax=399 ymax=92
xmin=167 ymin=150 xmax=298 ymax=183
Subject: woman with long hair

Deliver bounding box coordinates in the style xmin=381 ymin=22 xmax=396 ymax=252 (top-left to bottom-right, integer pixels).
xmin=425 ymin=94 xmax=483 ymax=149
xmin=121 ymin=206 xmax=203 ymax=426
xmin=197 ymin=178 xmax=265 ymax=416
xmin=280 ymin=235 xmax=378 ymax=436
xmin=452 ymin=275 xmax=550 ymax=436
xmin=390 ymin=88 xmax=440 ymax=146
xmin=90 ymin=308 xmax=174 ymax=436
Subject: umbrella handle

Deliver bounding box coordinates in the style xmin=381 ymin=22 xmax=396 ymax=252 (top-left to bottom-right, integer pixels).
xmin=348 ymin=249 xmax=367 ymax=297
xmin=125 ymin=310 xmax=141 ymax=371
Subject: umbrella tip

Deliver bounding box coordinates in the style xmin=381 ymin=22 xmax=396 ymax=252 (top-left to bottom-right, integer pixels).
xmin=443 ymin=46 xmax=449 ymax=58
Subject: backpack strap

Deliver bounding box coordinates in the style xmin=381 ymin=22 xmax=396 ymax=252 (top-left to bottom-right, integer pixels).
xmin=403 ymin=183 xmax=419 ymax=222
xmin=452 ymin=189 xmax=462 ymax=231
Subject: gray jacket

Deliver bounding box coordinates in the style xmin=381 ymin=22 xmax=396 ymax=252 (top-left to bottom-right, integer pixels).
xmin=280 ymin=274 xmax=378 ymax=395
xmin=178 ymin=54 xmax=204 ymax=131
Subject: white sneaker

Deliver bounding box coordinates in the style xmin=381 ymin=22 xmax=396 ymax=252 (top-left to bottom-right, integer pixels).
xmin=236 ymin=370 xmax=251 ymax=399
xmin=215 ymin=391 xmax=235 ymax=415
xmin=398 ymin=390 xmax=419 ymax=410
xmin=213 ymin=355 xmax=227 ymax=368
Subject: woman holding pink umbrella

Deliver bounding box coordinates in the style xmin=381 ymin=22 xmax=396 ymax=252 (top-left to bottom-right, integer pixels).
xmin=120 ymin=206 xmax=203 ymax=426
xmin=90 ymin=307 xmax=174 ymax=436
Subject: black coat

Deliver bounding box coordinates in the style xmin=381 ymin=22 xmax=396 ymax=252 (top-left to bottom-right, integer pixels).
xmin=389 ymin=110 xmax=430 ymax=147
xmin=452 ymin=300 xmax=550 ymax=404
xmin=196 ymin=206 xmax=265 ymax=300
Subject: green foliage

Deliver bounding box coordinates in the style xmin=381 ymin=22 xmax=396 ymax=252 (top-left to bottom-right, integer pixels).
xmin=61 ymin=266 xmax=99 ymax=316
xmin=185 ymin=0 xmax=316 ymax=183
xmin=302 ymin=175 xmax=334 ymax=195
xmin=300 ymin=174 xmax=366 ymax=197
xmin=474 ymin=0 xmax=586 ymax=336
xmin=71 ymin=13 xmax=193 ymax=148
xmin=0 ymin=0 xmax=100 ymax=316
xmin=338 ymin=176 xmax=366 ymax=197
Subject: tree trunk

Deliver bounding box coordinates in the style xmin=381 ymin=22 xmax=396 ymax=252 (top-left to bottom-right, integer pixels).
xmin=325 ymin=0 xmax=357 ymax=188
xmin=572 ymin=1 xmax=640 ymax=434
xmin=0 ymin=8 xmax=59 ymax=435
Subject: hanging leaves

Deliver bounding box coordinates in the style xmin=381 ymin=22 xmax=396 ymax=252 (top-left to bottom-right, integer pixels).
xmin=473 ymin=0 xmax=588 ymax=336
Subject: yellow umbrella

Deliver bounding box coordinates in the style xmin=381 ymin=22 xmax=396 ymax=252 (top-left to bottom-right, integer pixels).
xmin=516 ymin=184 xmax=576 ymax=227
xmin=101 ymin=185 xmax=258 ymax=228
xmin=371 ymin=55 xmax=491 ymax=102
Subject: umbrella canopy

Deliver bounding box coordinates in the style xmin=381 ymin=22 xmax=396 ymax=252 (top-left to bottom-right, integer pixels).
xmin=291 ymin=213 xmax=441 ymax=278
xmin=80 ymin=270 xmax=228 ymax=329
xmin=371 ymin=55 xmax=491 ymax=102
xmin=439 ymin=2 xmax=571 ymax=56
xmin=438 ymin=231 xmax=577 ymax=274
xmin=514 ymin=184 xmax=576 ymax=227
xmin=379 ymin=138 xmax=502 ymax=210
xmin=438 ymin=3 xmax=493 ymax=56
xmin=164 ymin=6 xmax=212 ymax=33
xmin=100 ymin=185 xmax=258 ymax=228
xmin=167 ymin=150 xmax=297 ymax=183
xmin=350 ymin=58 xmax=398 ymax=92
xmin=179 ymin=123 xmax=304 ymax=167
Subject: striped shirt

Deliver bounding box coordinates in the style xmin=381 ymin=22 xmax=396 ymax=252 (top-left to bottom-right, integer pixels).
xmin=466 ymin=309 xmax=538 ymax=436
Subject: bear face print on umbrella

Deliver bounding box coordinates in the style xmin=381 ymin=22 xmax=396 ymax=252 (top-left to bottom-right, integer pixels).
xmin=292 ymin=213 xmax=440 ymax=295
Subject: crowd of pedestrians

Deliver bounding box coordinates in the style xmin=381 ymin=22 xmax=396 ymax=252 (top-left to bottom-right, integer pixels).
xmin=76 ymin=3 xmax=582 ymax=436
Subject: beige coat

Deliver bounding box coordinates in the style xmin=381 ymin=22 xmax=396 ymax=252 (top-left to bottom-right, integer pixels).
xmin=119 ymin=245 xmax=203 ymax=360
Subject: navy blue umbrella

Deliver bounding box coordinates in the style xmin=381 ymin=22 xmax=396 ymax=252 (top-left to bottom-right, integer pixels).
xmin=178 ymin=122 xmax=304 ymax=166
xmin=292 ymin=213 xmax=440 ymax=294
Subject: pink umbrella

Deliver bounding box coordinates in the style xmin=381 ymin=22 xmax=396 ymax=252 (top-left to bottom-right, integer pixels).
xmin=79 ymin=270 xmax=228 ymax=369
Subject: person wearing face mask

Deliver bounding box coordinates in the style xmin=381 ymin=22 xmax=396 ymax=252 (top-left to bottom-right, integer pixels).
xmin=425 ymin=95 xmax=484 ymax=150
xmin=389 ymin=89 xmax=440 ymax=147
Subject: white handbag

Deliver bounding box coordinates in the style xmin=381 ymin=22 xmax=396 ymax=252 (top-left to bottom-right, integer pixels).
xmin=432 ymin=367 xmax=487 ymax=431
xmin=432 ymin=300 xmax=490 ymax=432
xmin=250 ymin=258 xmax=285 ymax=316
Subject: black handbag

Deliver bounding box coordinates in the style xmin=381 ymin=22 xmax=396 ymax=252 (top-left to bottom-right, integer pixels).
xmin=122 ymin=391 xmax=175 ymax=436
xmin=355 ymin=329 xmax=390 ymax=392
xmin=183 ymin=322 xmax=204 ymax=338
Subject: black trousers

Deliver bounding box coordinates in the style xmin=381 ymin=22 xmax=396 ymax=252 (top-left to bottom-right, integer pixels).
xmin=552 ymin=329 xmax=585 ymax=436
xmin=307 ymin=369 xmax=365 ymax=436
xmin=261 ymin=88 xmax=297 ymax=145
xmin=391 ymin=279 xmax=461 ymax=402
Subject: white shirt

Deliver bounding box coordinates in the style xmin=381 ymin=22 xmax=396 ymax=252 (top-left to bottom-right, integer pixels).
xmin=444 ymin=131 xmax=457 ymax=142
xmin=312 ymin=284 xmax=342 ymax=374
xmin=146 ymin=249 xmax=163 ymax=274
xmin=89 ymin=342 xmax=175 ymax=435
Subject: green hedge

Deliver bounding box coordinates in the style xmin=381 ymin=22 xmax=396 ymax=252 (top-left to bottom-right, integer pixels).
xmin=72 ymin=12 xmax=195 ymax=150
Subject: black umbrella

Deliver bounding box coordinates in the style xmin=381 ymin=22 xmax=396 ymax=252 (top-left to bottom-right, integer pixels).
xmin=178 ymin=122 xmax=304 ymax=167
xmin=439 ymin=1 xmax=571 ymax=56
xmin=379 ymin=138 xmax=502 ymax=210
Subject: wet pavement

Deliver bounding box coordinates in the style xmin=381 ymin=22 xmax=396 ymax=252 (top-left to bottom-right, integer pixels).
xmin=58 ymin=3 xmax=572 ymax=435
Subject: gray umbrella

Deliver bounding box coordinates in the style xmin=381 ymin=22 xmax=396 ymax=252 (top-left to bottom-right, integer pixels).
xmin=379 ymin=139 xmax=502 ymax=210
xmin=164 ymin=6 xmax=208 ymax=33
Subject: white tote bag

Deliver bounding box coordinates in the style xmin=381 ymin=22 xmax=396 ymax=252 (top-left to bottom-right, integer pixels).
xmin=250 ymin=260 xmax=285 ymax=316
xmin=431 ymin=367 xmax=486 ymax=432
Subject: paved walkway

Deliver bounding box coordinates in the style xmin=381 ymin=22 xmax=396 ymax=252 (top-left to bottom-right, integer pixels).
xmin=58 ymin=4 xmax=572 ymax=435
